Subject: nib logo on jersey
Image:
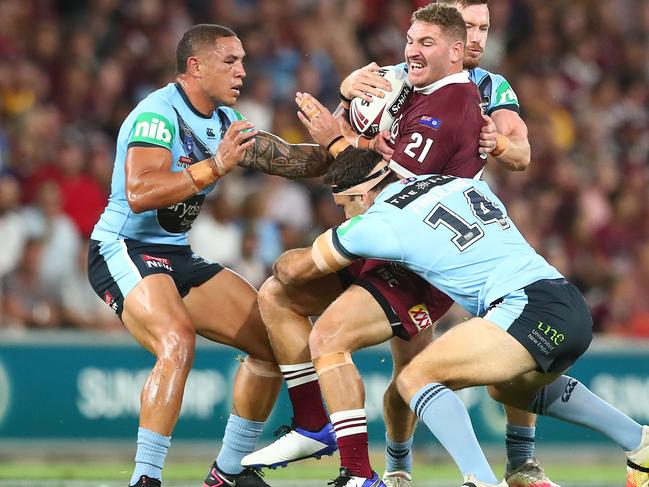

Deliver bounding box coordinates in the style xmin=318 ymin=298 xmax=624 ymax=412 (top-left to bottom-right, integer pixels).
xmin=141 ymin=255 xmax=174 ymax=272
xmin=132 ymin=113 xmax=174 ymax=145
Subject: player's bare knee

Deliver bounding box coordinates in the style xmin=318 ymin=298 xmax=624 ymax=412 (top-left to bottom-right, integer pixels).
xmin=154 ymin=327 xmax=196 ymax=370
xmin=383 ymin=379 xmax=402 ymax=408
xmin=242 ymin=356 xmax=281 ymax=378
xmin=258 ymin=277 xmax=296 ymax=322
xmin=309 ymin=315 xmax=349 ymax=358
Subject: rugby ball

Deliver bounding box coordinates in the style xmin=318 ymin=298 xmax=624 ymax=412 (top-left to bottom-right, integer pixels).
xmin=349 ymin=65 xmax=412 ymax=137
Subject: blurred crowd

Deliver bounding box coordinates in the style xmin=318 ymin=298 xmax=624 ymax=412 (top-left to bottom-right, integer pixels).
xmin=1 ymin=0 xmax=648 ymax=335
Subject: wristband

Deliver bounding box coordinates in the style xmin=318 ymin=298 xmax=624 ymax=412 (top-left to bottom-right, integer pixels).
xmin=491 ymin=134 xmax=510 ymax=158
xmin=211 ymin=153 xmax=227 ymax=177
xmin=182 ymin=168 xmax=200 ymax=194
xmin=339 ymin=91 xmax=352 ymax=103
xmin=326 ymin=135 xmax=344 ymax=151
xmin=328 ymin=137 xmax=351 ymax=158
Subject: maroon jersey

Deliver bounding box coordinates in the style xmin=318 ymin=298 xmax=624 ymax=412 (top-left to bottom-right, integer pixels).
xmin=389 ymin=72 xmax=486 ymax=179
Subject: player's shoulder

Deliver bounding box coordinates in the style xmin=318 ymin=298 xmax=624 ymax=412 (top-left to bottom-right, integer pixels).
xmin=133 ymin=83 xmax=176 ymax=113
xmin=469 ymin=67 xmax=519 ymax=113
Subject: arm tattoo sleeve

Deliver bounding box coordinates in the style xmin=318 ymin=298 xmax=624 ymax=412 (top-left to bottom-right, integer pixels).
xmin=239 ymin=131 xmax=333 ymax=179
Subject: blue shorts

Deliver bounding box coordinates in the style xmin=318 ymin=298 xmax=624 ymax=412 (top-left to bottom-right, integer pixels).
xmin=483 ymin=278 xmax=593 ymax=373
xmin=88 ymin=239 xmax=223 ymax=318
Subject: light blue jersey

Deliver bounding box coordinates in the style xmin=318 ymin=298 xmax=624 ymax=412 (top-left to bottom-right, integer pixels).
xmin=396 ymin=63 xmax=520 ymax=115
xmin=91 ymin=83 xmax=243 ymax=245
xmin=333 ymin=175 xmax=562 ymax=317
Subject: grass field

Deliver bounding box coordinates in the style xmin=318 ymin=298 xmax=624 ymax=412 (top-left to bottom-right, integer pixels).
xmin=0 ymin=455 xmax=626 ymax=486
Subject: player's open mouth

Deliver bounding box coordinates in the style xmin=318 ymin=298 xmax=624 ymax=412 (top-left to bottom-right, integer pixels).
xmin=231 ymin=86 xmax=241 ymax=96
xmin=409 ymin=61 xmax=425 ymax=72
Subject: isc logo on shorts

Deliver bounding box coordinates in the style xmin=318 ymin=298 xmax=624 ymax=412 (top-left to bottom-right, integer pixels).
xmin=408 ymin=303 xmax=432 ymax=332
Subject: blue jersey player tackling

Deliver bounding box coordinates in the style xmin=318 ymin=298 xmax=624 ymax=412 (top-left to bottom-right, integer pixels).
xmin=87 ymin=24 xmax=332 ymax=487
xmin=272 ymin=147 xmax=649 ymax=487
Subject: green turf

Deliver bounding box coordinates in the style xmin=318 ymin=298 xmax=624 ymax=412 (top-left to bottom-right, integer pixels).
xmin=0 ymin=456 xmax=625 ymax=483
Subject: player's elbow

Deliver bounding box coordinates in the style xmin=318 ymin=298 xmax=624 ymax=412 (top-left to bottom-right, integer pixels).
xmin=126 ymin=189 xmax=147 ymax=214
xmin=513 ymin=155 xmax=531 ymax=171
xmin=272 ymin=260 xmax=297 ymax=286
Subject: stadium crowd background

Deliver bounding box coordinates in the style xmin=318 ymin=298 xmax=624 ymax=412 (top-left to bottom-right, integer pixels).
xmin=0 ymin=0 xmax=648 ymax=336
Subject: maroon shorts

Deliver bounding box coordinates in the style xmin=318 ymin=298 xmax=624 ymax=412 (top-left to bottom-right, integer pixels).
xmin=338 ymin=259 xmax=453 ymax=340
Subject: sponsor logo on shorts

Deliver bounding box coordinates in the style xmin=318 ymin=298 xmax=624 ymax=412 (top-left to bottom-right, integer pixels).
xmin=141 ymin=254 xmax=173 ymax=272
xmin=377 ymin=266 xmax=399 ymax=287
xmin=408 ymin=303 xmax=432 ymax=332
xmin=104 ymin=291 xmax=118 ymax=311
xmin=536 ymin=321 xmax=565 ymax=346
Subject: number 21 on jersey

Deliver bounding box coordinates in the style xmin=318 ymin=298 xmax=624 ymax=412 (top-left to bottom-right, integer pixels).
xmin=404 ymin=132 xmax=433 ymax=163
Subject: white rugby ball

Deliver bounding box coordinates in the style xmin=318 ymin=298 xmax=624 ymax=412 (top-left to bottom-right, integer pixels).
xmin=349 ymin=65 xmax=412 ymax=137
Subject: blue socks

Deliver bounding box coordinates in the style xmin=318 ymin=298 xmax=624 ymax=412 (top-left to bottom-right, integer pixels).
xmin=216 ymin=414 xmax=265 ymax=474
xmin=130 ymin=427 xmax=171 ymax=485
xmin=529 ymin=375 xmax=643 ymax=451
xmin=505 ymin=424 xmax=535 ymax=470
xmin=410 ymin=383 xmax=497 ymax=484
xmin=385 ymin=433 xmax=413 ymax=473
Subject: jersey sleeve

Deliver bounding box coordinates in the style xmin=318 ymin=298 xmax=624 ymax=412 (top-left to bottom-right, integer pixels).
xmin=332 ymin=213 xmax=403 ymax=262
xmin=486 ymin=74 xmax=520 ymax=115
xmin=127 ymin=99 xmax=177 ymax=151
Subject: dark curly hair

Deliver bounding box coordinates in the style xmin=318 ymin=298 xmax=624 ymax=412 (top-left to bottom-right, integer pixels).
xmin=324 ymin=147 xmax=397 ymax=193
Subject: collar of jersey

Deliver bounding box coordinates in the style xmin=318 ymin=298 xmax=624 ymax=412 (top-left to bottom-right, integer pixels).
xmin=174 ymin=82 xmax=213 ymax=119
xmin=414 ymin=71 xmax=469 ymax=95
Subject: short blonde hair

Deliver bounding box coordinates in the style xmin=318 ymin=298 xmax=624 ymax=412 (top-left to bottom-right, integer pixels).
xmin=412 ymin=3 xmax=467 ymax=43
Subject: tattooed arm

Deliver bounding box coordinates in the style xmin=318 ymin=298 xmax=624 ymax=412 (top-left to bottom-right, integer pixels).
xmin=238 ymin=131 xmax=333 ymax=179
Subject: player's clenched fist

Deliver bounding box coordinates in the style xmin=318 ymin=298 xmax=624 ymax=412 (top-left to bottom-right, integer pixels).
xmin=340 ymin=62 xmax=392 ymax=102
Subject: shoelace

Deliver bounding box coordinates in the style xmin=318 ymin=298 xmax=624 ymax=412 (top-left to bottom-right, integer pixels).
xmin=328 ymin=468 xmax=353 ymax=487
xmin=514 ymin=463 xmax=547 ymax=481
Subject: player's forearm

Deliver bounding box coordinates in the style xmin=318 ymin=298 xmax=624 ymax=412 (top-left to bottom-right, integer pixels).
xmin=126 ymin=171 xmax=195 ymax=213
xmin=273 ymin=248 xmax=326 ymax=286
xmin=239 ymin=131 xmax=333 ymax=179
xmin=492 ymin=135 xmax=530 ymax=172
xmin=127 ymin=158 xmax=220 ymax=213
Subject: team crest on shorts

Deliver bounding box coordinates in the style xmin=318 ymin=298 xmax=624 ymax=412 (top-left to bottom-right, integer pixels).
xmin=408 ymin=303 xmax=432 ymax=332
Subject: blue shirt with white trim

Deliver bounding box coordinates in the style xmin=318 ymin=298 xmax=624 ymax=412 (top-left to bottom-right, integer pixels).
xmin=92 ymin=83 xmax=244 ymax=245
xmin=334 ymin=175 xmax=562 ymax=316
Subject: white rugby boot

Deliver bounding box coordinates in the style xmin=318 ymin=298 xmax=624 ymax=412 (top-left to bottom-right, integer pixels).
xmin=241 ymin=422 xmax=337 ymax=469
xmin=626 ymin=425 xmax=649 ymax=487
xmin=381 ymin=470 xmax=411 ymax=487
xmin=504 ymin=458 xmax=561 ymax=487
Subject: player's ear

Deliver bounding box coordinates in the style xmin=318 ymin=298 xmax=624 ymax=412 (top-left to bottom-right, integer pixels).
xmin=186 ymin=55 xmax=201 ymax=77
xmin=451 ymin=40 xmax=464 ymax=64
